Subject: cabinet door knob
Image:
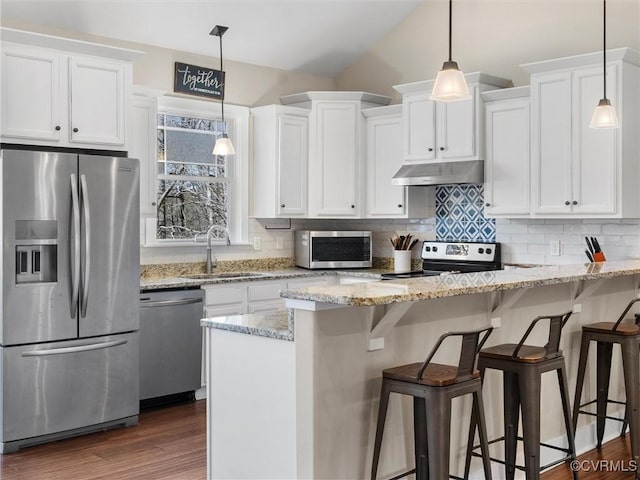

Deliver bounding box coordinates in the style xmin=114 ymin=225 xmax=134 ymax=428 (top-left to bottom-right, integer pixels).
xmin=397 ymin=204 xmax=403 ymax=208
xmin=280 ymin=204 xmax=285 ymax=208
xmin=565 ymin=201 xmax=571 ymax=205
xmin=485 ymin=202 xmax=491 ymax=207
xmin=73 ymin=127 xmax=79 ymax=133
xmin=427 ymin=147 xmax=433 ymax=152
xmin=572 ymin=200 xmax=578 ymax=205
xmin=351 ymin=205 xmax=355 ymax=209
xmin=151 ymin=202 xmax=157 ymax=207
xmin=55 ymin=125 xmax=61 ymax=131
xmin=439 ymin=147 xmax=445 ymax=151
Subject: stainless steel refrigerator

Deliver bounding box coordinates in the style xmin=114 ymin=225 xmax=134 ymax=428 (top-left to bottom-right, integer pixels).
xmin=0 ymin=148 xmax=140 ymax=453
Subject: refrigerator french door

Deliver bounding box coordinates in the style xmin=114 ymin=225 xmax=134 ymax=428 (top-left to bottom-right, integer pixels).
xmin=0 ymin=149 xmax=140 ymax=453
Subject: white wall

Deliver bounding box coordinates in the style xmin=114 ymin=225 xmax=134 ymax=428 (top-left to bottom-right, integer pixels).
xmin=337 ymin=0 xmax=640 ymax=101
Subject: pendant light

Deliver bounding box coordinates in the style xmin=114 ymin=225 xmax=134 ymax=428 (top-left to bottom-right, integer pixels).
xmin=590 ymin=0 xmax=619 ymax=129
xmin=430 ymin=0 xmax=470 ymax=102
xmin=210 ymin=25 xmax=236 ymax=155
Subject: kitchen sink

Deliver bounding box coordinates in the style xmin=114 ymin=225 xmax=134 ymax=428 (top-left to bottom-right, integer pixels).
xmin=180 ymin=272 xmax=270 ymax=280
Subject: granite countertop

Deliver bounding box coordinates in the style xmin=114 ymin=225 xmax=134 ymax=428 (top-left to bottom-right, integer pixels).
xmin=280 ymin=260 xmax=640 ymax=307
xmin=140 ymin=268 xmax=387 ymax=291
xmin=201 ymin=310 xmax=294 ymax=341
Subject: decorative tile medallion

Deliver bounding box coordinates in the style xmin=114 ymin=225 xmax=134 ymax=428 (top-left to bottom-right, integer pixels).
xmin=435 ymin=185 xmax=496 ymax=242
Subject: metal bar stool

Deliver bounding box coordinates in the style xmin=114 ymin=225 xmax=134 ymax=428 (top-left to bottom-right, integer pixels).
xmin=572 ymin=298 xmax=640 ymax=472
xmin=371 ymin=326 xmax=494 ymax=480
xmin=465 ymin=311 xmax=577 ymax=480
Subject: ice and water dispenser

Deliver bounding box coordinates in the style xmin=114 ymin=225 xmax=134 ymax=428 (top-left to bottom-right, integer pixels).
xmin=15 ymin=220 xmax=57 ymax=284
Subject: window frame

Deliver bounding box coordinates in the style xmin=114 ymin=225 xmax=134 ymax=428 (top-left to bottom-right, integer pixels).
xmin=145 ymin=95 xmax=249 ymax=246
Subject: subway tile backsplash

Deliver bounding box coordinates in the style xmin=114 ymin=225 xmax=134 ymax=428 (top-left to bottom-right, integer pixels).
xmin=141 ymin=185 xmax=640 ymax=266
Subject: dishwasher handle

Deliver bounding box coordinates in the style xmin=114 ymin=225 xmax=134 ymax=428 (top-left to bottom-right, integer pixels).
xmin=140 ymin=297 xmax=203 ymax=308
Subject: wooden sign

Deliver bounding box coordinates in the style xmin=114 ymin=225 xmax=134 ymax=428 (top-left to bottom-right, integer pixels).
xmin=174 ymin=62 xmax=225 ymax=100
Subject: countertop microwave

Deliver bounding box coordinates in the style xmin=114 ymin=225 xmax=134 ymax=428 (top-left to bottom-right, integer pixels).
xmin=294 ymin=230 xmax=372 ymax=269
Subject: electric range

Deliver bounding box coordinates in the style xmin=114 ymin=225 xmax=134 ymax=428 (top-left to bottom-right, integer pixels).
xmin=381 ymin=241 xmax=501 ymax=279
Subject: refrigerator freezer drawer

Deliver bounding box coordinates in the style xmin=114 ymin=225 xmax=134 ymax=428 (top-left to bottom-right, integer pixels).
xmin=0 ymin=332 xmax=139 ymax=446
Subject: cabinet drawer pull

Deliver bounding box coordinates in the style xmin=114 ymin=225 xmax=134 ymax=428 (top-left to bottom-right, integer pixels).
xmin=427 ymin=147 xmax=433 ymax=152
xmin=565 ymin=201 xmax=571 ymax=205
xmin=572 ymin=200 xmax=578 ymax=205
xmin=485 ymin=202 xmax=491 ymax=207
xmin=351 ymin=205 xmax=355 ymax=209
xmin=397 ymin=204 xmax=403 ymax=208
xmin=439 ymin=147 xmax=445 ymax=151
xmin=55 ymin=125 xmax=61 ymax=131
xmin=73 ymin=127 xmax=79 ymax=133
xmin=280 ymin=204 xmax=285 ymax=208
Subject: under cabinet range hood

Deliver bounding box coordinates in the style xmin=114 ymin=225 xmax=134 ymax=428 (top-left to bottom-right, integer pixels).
xmin=391 ymin=160 xmax=484 ymax=186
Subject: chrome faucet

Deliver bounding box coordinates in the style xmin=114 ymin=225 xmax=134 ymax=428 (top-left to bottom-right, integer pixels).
xmin=195 ymin=225 xmax=231 ymax=274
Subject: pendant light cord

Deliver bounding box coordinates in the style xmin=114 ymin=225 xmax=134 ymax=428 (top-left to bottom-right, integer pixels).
xmin=603 ymin=0 xmax=607 ymax=100
xmin=219 ymin=34 xmax=225 ymax=125
xmin=448 ymin=0 xmax=453 ymax=62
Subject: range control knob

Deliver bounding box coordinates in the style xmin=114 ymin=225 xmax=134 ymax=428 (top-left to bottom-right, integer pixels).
xmin=425 ymin=246 xmax=431 ymax=252
xmin=478 ymin=248 xmax=485 ymax=254
xmin=486 ymin=248 xmax=493 ymax=255
xmin=432 ymin=246 xmax=438 ymax=252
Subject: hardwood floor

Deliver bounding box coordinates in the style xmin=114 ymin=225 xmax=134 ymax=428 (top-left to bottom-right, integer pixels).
xmin=0 ymin=400 xmax=206 ymax=480
xmin=1 ymin=399 xmax=636 ymax=480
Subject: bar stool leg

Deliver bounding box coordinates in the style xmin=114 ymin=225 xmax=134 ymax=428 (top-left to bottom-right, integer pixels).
xmin=620 ymin=338 xmax=640 ymax=477
xmin=413 ymin=397 xmax=428 ymax=480
xmin=464 ymin=367 xmax=486 ymax=480
xmin=557 ymin=363 xmax=579 ymax=480
xmin=519 ymin=368 xmax=541 ymax=480
xmin=425 ymin=390 xmax=452 ymax=480
xmin=572 ymin=333 xmax=590 ymax=434
xmin=596 ymin=341 xmax=614 ymax=448
xmin=504 ymin=371 xmax=520 ymax=480
xmin=472 ymin=386 xmax=493 ymax=480
xmin=371 ymin=379 xmax=392 ymax=480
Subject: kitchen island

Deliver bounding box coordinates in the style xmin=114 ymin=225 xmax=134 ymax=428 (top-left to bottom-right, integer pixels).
xmin=203 ymin=261 xmax=640 ymax=479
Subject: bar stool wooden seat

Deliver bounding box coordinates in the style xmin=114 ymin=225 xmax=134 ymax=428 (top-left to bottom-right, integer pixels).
xmin=572 ymin=298 xmax=640 ymax=473
xmin=370 ymin=326 xmax=494 ymax=480
xmin=465 ymin=311 xmax=578 ymax=480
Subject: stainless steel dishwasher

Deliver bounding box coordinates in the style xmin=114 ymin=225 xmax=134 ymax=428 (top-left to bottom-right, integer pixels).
xmin=139 ymin=288 xmax=204 ymax=406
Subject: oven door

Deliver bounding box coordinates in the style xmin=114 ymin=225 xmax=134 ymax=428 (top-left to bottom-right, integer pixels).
xmin=308 ymin=231 xmax=372 ymax=269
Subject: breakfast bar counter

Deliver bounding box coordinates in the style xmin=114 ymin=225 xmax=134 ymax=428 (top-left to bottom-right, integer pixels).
xmin=204 ymin=261 xmax=640 ymax=479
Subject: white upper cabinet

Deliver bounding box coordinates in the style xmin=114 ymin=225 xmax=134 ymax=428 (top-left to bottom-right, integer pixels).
xmin=0 ymin=28 xmax=141 ymax=150
xmin=523 ymin=48 xmax=639 ymax=218
xmin=250 ymin=105 xmax=309 ymax=218
xmin=1 ymin=44 xmax=62 ymax=142
xmin=131 ymin=94 xmax=158 ymax=217
xmin=69 ymin=56 xmax=127 ymax=146
xmin=362 ymin=105 xmax=433 ymax=218
xmin=482 ymin=87 xmax=531 ymax=217
xmin=281 ymin=92 xmax=390 ymax=218
xmin=394 ymin=73 xmax=512 ymax=164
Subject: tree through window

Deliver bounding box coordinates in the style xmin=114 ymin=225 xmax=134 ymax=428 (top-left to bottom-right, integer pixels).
xmin=156 ymin=113 xmax=230 ymax=240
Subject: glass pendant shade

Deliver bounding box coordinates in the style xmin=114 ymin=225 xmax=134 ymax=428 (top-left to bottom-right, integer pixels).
xmin=430 ymin=60 xmax=471 ymax=102
xmin=212 ymin=133 xmax=236 ymax=156
xmin=590 ymin=98 xmax=620 ymax=129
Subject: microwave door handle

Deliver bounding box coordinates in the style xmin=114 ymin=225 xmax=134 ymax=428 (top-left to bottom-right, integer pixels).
xmin=80 ymin=174 xmax=91 ymax=318
xmin=70 ymin=174 xmax=80 ymax=318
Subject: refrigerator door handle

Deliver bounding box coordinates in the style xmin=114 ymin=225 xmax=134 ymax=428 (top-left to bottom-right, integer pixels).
xmin=79 ymin=174 xmax=91 ymax=318
xmin=70 ymin=174 xmax=81 ymax=318
xmin=21 ymin=339 xmax=127 ymax=357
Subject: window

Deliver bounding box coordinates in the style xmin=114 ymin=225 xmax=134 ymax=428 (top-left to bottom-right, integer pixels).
xmin=150 ymin=96 xmax=249 ymax=245
xmin=156 ymin=114 xmax=229 ymax=240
